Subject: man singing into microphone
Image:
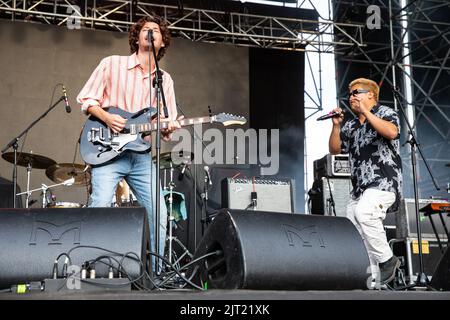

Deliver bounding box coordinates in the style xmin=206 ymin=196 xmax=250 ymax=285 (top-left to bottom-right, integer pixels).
xmin=328 ymin=78 xmax=402 ymax=286
xmin=77 ymin=15 xmax=180 ymax=264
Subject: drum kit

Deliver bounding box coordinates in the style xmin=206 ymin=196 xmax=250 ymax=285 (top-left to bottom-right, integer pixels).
xmin=1 ymin=151 xmax=90 ymax=208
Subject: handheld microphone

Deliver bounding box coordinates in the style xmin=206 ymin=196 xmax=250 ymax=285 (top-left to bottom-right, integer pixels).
xmin=62 ymin=85 xmax=71 ymax=113
xmin=316 ymin=109 xmax=346 ymax=121
xmin=204 ymin=165 xmax=212 ymax=186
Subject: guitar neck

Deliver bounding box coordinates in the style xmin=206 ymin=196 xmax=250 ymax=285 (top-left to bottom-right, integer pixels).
xmin=137 ymin=116 xmax=212 ymax=133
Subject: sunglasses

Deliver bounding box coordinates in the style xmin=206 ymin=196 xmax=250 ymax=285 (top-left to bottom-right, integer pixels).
xmin=349 ymin=89 xmax=369 ymax=98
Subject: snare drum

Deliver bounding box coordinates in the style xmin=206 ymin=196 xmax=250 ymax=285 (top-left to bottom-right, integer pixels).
xmin=47 ymin=202 xmax=82 ymax=208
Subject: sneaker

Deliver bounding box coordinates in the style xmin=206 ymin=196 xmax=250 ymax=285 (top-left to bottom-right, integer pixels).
xmin=379 ymin=256 xmax=401 ymax=284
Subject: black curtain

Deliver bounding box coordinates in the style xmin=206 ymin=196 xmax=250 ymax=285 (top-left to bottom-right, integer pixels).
xmin=249 ymin=47 xmax=305 ymax=212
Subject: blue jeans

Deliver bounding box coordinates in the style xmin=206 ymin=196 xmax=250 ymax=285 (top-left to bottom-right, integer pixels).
xmin=89 ymin=151 xmax=167 ymax=266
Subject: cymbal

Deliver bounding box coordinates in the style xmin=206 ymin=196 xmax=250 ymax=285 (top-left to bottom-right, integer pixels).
xmin=153 ymin=151 xmax=194 ymax=169
xmin=46 ymin=163 xmax=91 ymax=186
xmin=2 ymin=152 xmax=56 ymax=169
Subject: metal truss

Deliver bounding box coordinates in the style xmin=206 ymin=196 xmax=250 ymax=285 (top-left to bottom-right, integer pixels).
xmin=0 ymin=0 xmax=366 ymax=52
xmin=333 ymin=0 xmax=450 ymax=198
xmin=0 ymin=0 xmax=367 ymax=123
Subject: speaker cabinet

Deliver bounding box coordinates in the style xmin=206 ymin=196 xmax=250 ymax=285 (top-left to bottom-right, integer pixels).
xmin=193 ymin=209 xmax=370 ymax=290
xmin=431 ymin=246 xmax=450 ymax=291
xmin=221 ymin=177 xmax=294 ymax=213
xmin=397 ymin=198 xmax=449 ymax=240
xmin=310 ymin=177 xmax=351 ymax=217
xmin=0 ymin=207 xmax=149 ymax=288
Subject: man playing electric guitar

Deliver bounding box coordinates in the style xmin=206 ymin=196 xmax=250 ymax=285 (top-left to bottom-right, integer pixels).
xmin=77 ymin=15 xmax=180 ymax=263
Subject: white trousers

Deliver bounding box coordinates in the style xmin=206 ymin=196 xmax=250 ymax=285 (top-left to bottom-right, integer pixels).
xmin=346 ymin=188 xmax=396 ymax=272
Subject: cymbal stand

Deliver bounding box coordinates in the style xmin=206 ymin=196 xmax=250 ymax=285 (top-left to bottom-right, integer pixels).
xmin=1 ymin=84 xmax=68 ymax=208
xmin=25 ymin=162 xmax=32 ymax=208
xmin=167 ymin=161 xmax=175 ymax=265
xmin=165 ymin=162 xmax=193 ymax=269
xmin=17 ymin=177 xmax=75 ymax=208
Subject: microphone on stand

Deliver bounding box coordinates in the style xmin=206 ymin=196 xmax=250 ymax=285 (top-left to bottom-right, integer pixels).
xmin=147 ymin=29 xmax=153 ymax=46
xmin=63 ymin=177 xmax=75 ymax=186
xmin=62 ymin=85 xmax=71 ymax=113
xmin=204 ymin=165 xmax=212 ymax=186
xmin=181 ymin=163 xmax=187 ymax=175
xmin=178 ymin=163 xmax=188 ymax=181
xmin=316 ymin=109 xmax=346 ymax=121
xmin=147 ymin=28 xmax=169 ymax=119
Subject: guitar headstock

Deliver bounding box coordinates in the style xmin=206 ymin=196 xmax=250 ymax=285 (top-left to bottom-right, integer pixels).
xmin=212 ymin=113 xmax=247 ymax=126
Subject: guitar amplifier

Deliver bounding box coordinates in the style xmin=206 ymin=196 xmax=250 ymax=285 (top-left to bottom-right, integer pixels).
xmin=221 ymin=178 xmax=294 ymax=213
xmin=310 ymin=177 xmax=352 ymax=217
xmin=314 ymin=154 xmax=350 ymax=180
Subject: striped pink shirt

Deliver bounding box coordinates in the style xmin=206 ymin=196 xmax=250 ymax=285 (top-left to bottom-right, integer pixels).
xmin=77 ymin=53 xmax=177 ymax=119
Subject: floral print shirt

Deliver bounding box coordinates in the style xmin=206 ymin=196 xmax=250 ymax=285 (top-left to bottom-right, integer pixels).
xmin=340 ymin=104 xmax=403 ymax=211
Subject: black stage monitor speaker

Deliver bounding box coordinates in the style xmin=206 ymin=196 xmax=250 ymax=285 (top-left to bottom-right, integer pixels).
xmin=430 ymin=246 xmax=450 ymax=291
xmin=0 ymin=207 xmax=149 ymax=289
xmin=193 ymin=209 xmax=370 ymax=290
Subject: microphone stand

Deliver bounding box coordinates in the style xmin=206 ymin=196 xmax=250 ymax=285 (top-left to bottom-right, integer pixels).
xmin=1 ymin=94 xmax=66 ymax=208
xmin=176 ymin=103 xmax=213 ymax=248
xmin=325 ymin=176 xmax=337 ymax=216
xmin=201 ymin=170 xmax=210 ymax=236
xmin=16 ymin=178 xmax=75 ymax=208
xmin=392 ymin=86 xmax=440 ymax=289
xmin=148 ymin=30 xmax=168 ymax=275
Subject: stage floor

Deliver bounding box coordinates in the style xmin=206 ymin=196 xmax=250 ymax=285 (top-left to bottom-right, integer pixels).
xmin=1 ymin=288 xmax=450 ymax=300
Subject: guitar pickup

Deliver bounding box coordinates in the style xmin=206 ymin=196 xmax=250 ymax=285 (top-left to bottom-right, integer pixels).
xmin=99 ymin=127 xmax=105 ymax=141
xmin=89 ymin=128 xmax=100 ymax=142
xmin=129 ymin=124 xmax=137 ymax=135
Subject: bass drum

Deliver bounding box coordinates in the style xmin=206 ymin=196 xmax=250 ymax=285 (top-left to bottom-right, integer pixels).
xmin=114 ymin=179 xmax=138 ymax=207
xmin=47 ymin=202 xmax=82 ymax=208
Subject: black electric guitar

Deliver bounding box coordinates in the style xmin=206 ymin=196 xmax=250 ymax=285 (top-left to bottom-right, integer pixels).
xmin=80 ymin=107 xmax=247 ymax=165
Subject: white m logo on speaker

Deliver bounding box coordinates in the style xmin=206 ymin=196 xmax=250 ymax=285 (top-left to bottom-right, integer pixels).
xmin=29 ymin=219 xmax=82 ymax=245
xmin=283 ymin=224 xmax=326 ymax=248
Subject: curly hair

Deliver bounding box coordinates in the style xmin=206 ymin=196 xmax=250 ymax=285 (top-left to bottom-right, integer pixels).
xmin=128 ymin=15 xmax=171 ymax=61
